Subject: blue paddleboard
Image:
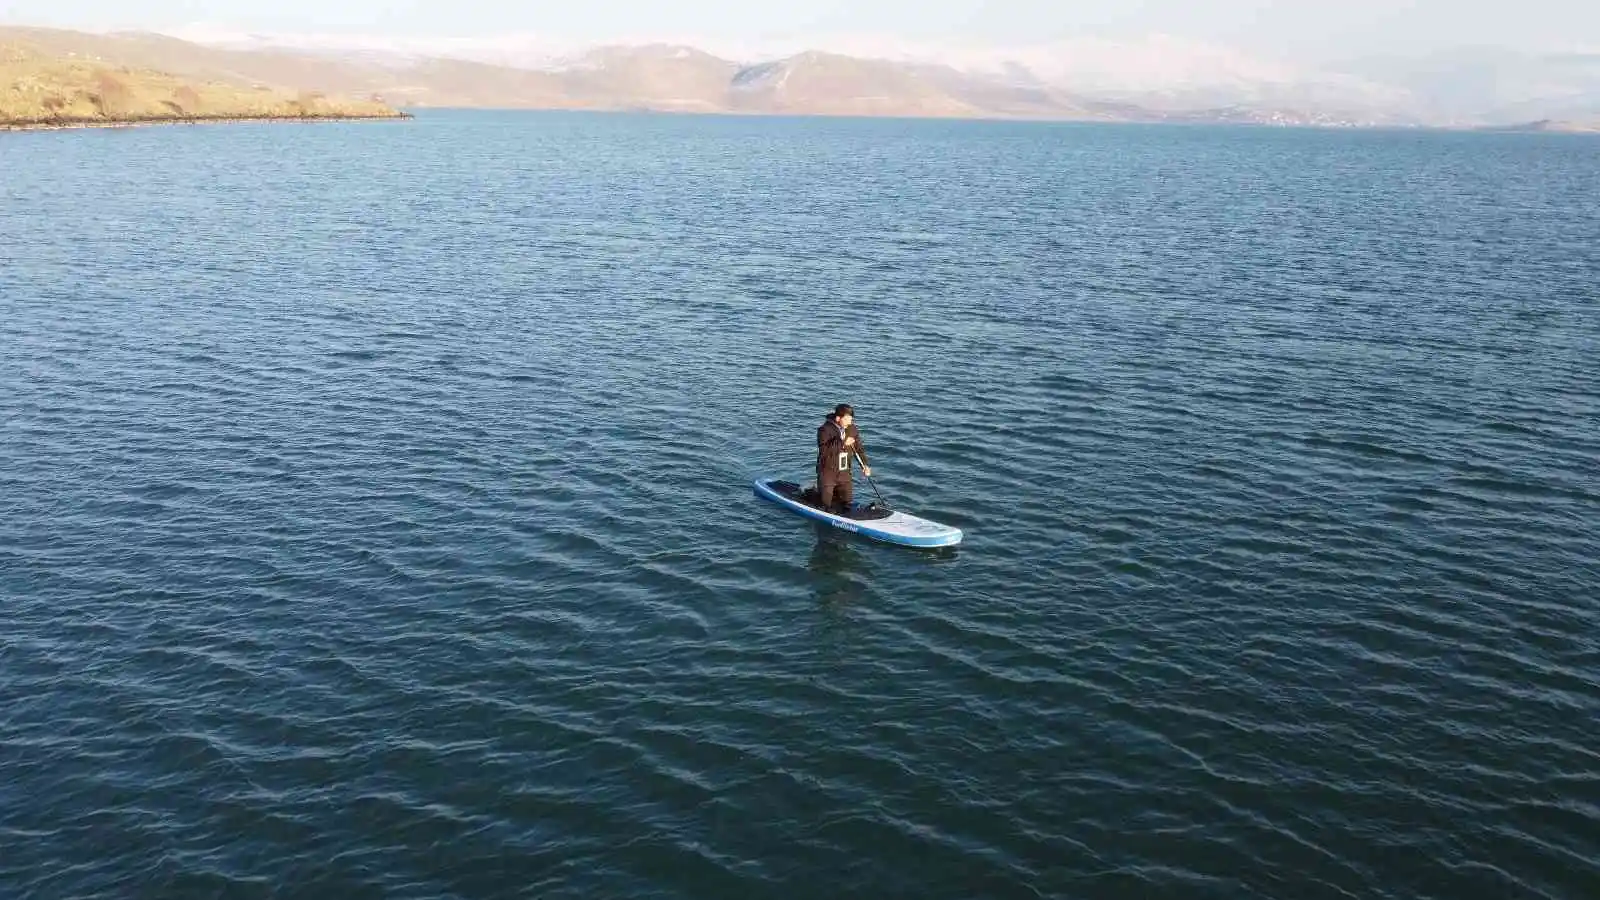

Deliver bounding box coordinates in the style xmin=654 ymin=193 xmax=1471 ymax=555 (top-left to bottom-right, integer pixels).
xmin=753 ymin=478 xmax=963 ymax=548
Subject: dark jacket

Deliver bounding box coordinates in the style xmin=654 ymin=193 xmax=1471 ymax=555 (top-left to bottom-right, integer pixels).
xmin=816 ymin=416 xmax=868 ymax=476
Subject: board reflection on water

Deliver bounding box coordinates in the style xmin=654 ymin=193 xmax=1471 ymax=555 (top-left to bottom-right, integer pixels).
xmin=808 ymin=524 xmax=871 ymax=608
xmin=805 ymin=522 xmax=961 ymax=608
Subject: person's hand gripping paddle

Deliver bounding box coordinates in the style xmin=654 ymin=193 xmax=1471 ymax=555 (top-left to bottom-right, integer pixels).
xmin=854 ymin=450 xmax=889 ymax=508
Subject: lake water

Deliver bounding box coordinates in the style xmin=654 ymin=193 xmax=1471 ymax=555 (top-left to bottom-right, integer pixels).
xmin=2 ymin=111 xmax=1597 ymax=898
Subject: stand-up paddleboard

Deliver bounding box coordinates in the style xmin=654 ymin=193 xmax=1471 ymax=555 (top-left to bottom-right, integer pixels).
xmin=753 ymin=478 xmax=963 ymax=548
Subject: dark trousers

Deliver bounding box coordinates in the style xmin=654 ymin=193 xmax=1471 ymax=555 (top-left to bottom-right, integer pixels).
xmin=818 ymin=469 xmax=853 ymax=514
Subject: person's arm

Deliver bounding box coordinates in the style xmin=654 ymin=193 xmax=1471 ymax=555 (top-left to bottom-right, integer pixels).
xmin=819 ymin=423 xmax=844 ymax=457
xmin=850 ymin=425 xmax=870 ymax=472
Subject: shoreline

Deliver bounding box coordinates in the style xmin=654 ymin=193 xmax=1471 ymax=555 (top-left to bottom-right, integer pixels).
xmin=1 ymin=112 xmax=413 ymax=133
xmin=339 ymin=106 xmax=1600 ymax=134
xmin=4 ymin=108 xmax=1593 ymax=136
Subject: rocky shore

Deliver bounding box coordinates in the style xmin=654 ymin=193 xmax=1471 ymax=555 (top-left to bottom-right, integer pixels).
xmin=2 ymin=111 xmax=410 ymax=131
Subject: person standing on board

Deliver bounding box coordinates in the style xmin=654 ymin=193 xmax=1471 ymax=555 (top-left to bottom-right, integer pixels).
xmin=816 ymin=403 xmax=871 ymax=515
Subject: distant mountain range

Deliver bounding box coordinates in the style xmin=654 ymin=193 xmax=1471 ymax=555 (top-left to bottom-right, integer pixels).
xmin=4 ymin=25 xmax=1599 ymax=130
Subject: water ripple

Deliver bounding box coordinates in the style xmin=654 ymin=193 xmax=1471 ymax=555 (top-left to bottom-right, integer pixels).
xmin=3 ymin=112 xmax=1598 ymax=899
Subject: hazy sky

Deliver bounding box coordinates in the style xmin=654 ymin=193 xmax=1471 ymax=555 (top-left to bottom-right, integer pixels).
xmin=2 ymin=0 xmax=1597 ymax=58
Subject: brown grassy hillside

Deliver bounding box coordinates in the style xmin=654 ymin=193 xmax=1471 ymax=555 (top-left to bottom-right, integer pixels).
xmin=0 ymin=26 xmax=399 ymax=95
xmin=0 ymin=37 xmax=404 ymax=127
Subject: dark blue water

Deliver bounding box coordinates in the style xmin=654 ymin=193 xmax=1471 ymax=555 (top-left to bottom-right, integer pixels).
xmin=2 ymin=111 xmax=1598 ymax=899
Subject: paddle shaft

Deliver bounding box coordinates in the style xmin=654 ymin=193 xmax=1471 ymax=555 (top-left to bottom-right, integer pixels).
xmin=854 ymin=451 xmax=889 ymax=507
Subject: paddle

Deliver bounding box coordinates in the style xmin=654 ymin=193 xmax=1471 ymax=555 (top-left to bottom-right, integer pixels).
xmin=854 ymin=451 xmax=890 ymax=508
